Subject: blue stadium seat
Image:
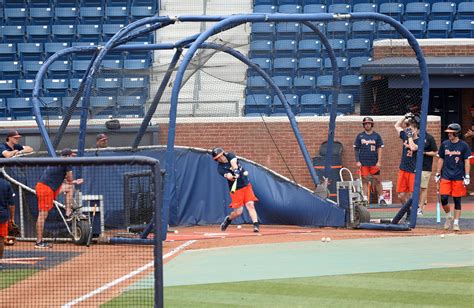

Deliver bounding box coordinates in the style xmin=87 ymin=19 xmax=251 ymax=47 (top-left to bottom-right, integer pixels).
xmin=301 ymin=22 xmax=326 ymax=40
xmin=293 ymin=75 xmax=315 ymax=96
xmin=275 ymin=22 xmax=301 ymax=40
xmin=457 ymin=2 xmax=474 ymax=20
xmin=246 ymin=76 xmax=268 ymax=95
xmin=326 ymin=21 xmax=350 ymax=40
xmin=7 ymin=97 xmax=34 ymax=119
xmin=90 ymin=96 xmax=117 ymax=118
xmin=430 ymin=2 xmax=456 ymax=21
xmin=18 ymin=79 xmax=39 ymax=96
xmin=251 ymin=22 xmax=275 ymax=40
xmin=249 ymin=40 xmax=273 ymax=58
xmin=321 ymin=39 xmax=345 ymax=57
xmin=316 ymin=75 xmax=334 ymax=96
xmin=122 ymin=76 xmax=148 ymax=96
xmin=272 ymin=94 xmax=298 ymax=114
xmin=124 ymin=58 xmax=150 ymax=71
xmin=44 ymin=78 xmax=69 ymax=96
xmin=100 ymin=59 xmax=123 ymax=76
xmin=62 ymin=96 xmax=83 ymax=118
xmin=105 ymin=6 xmax=129 ymax=23
xmin=404 ymin=2 xmax=430 ymax=21
xmin=80 ymin=7 xmax=104 ymax=24
xmin=0 ymin=61 xmax=21 ymax=79
xmin=39 ymin=97 xmax=63 ymax=118
xmin=52 ymin=25 xmax=76 ymax=41
xmin=323 ymin=57 xmax=348 ymax=74
xmin=351 ymin=20 xmax=376 ymax=39
xmin=273 ymin=57 xmax=297 ymax=76
xmin=327 ymin=93 xmax=354 ymax=114
xmin=274 ymin=40 xmax=297 ymax=57
xmin=376 ymin=22 xmax=399 ymax=39
xmin=346 ymin=38 xmax=371 ymax=58
xmin=54 ymin=7 xmax=78 ymax=24
xmin=303 ymin=4 xmax=326 ymax=14
xmin=69 ymin=78 xmax=82 ymax=92
xmin=29 ymin=7 xmax=53 ymax=24
xmin=244 ymin=94 xmax=271 ymax=116
xmin=253 ymin=0 xmax=274 ymax=5
xmin=328 ymin=4 xmax=351 ymax=14
xmin=2 ymin=25 xmax=25 ymax=43
xmin=102 ymin=24 xmax=125 ymax=41
xmin=0 ymin=98 xmax=8 ymax=118
xmin=302 ymin=0 xmax=325 ymax=4
xmin=0 ymin=43 xmax=17 ymax=61
xmin=18 ymin=43 xmax=43 ymax=61
xmin=45 ymin=42 xmax=70 ymax=58
xmin=95 ymin=77 xmax=121 ymax=95
xmin=72 ymin=59 xmax=92 ymax=77
xmin=297 ymin=39 xmax=321 ymax=58
xmin=349 ymin=56 xmax=372 ymax=74
xmin=77 ymin=24 xmax=102 ymax=42
xmin=353 ymin=3 xmax=377 ymax=13
xmin=278 ymin=0 xmax=302 ymax=5
xmin=278 ymin=4 xmax=302 ymax=14
xmin=379 ymin=3 xmax=404 ymax=21
xmin=300 ymin=94 xmax=325 ymax=115
xmin=427 ymin=20 xmax=451 ymax=38
xmin=48 ymin=60 xmax=71 ymax=78
xmin=253 ymin=5 xmax=276 ymax=13
xmin=0 ymin=80 xmax=16 ymax=97
xmin=271 ymin=75 xmax=292 ymax=93
xmin=26 ymin=25 xmax=50 ymax=42
xmin=451 ymin=19 xmax=473 ymax=38
xmin=341 ymin=74 xmax=363 ymax=101
xmin=4 ymin=7 xmax=28 ymax=25
xmin=117 ymin=95 xmax=146 ymax=118
xmin=297 ymin=57 xmax=322 ymax=76
xmin=249 ymin=58 xmax=272 ymax=76
xmin=23 ymin=60 xmax=43 ymax=78
xmin=130 ymin=5 xmax=155 ymax=21
xmin=403 ymin=20 xmax=427 ymax=39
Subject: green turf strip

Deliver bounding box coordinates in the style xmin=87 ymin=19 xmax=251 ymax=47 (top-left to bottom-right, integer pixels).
xmin=0 ymin=269 xmax=38 ymax=290
xmin=102 ymin=266 xmax=474 ymax=307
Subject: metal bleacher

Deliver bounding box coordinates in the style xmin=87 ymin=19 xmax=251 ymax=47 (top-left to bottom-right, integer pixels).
xmin=0 ymin=0 xmax=157 ymax=120
xmin=246 ymin=0 xmax=474 ymax=117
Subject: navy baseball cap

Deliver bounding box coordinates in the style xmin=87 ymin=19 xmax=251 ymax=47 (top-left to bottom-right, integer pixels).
xmin=60 ymin=148 xmax=76 ymax=156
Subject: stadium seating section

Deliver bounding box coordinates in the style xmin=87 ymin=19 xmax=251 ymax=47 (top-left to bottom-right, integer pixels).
xmin=0 ymin=0 xmax=157 ymax=119
xmin=247 ymin=0 xmax=473 ymax=116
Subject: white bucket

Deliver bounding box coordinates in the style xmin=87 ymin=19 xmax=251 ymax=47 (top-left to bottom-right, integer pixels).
xmin=381 ymin=181 xmax=393 ymax=205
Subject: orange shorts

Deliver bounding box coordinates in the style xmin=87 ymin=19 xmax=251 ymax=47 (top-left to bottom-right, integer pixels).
xmin=35 ymin=182 xmax=61 ymax=212
xmin=0 ymin=221 xmax=7 ymax=237
xmin=229 ymin=184 xmax=258 ymax=209
xmin=360 ymin=166 xmax=380 ymax=177
xmin=396 ymin=170 xmax=415 ymax=193
xmin=439 ymin=179 xmax=466 ymax=197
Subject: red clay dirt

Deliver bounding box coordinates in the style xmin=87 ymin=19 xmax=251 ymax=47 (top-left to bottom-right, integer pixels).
xmin=1 ymin=224 xmax=472 ymax=307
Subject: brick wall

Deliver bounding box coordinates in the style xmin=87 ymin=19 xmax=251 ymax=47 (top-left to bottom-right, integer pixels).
xmin=373 ymin=39 xmax=474 ymax=59
xmin=157 ymin=116 xmax=441 ymax=203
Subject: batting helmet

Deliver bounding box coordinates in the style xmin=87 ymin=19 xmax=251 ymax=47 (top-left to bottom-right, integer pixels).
xmin=445 ymin=123 xmax=462 ymax=136
xmin=211 ymin=147 xmax=225 ymax=160
xmin=362 ymin=117 xmax=374 ymax=127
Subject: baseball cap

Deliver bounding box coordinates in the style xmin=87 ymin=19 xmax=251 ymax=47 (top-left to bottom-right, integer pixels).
xmin=6 ymin=130 xmax=21 ymax=139
xmin=60 ymin=148 xmax=76 ymax=157
xmin=96 ymin=133 xmax=108 ymax=141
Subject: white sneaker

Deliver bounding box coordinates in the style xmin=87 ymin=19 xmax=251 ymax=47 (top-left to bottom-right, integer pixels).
xmin=417 ymin=208 xmax=423 ymax=216
xmin=453 ymin=223 xmax=460 ymax=231
xmin=444 ymin=217 xmax=453 ymax=230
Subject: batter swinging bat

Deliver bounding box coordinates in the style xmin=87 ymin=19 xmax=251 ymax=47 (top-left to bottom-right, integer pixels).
xmin=231 ymin=171 xmax=249 ymax=194
xmin=86 ymin=204 xmax=97 ymax=247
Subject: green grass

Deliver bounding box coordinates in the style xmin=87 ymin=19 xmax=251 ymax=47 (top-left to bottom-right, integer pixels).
xmin=102 ymin=266 xmax=474 ymax=307
xmin=0 ymin=269 xmax=38 ymax=290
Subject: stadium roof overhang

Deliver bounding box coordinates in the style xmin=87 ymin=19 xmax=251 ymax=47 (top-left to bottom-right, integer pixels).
xmin=359 ymin=56 xmax=474 ymax=88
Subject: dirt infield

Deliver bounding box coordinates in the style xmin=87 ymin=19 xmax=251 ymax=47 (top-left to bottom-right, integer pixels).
xmin=1 ymin=224 xmax=473 ymax=307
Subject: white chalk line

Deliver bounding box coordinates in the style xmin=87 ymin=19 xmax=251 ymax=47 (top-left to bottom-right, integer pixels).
xmin=62 ymin=240 xmax=196 ymax=308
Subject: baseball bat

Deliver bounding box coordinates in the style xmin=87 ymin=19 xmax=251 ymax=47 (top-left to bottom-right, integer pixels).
xmin=436 ymin=186 xmax=441 ymax=223
xmin=86 ymin=204 xmax=97 ymax=247
xmin=230 ymin=171 xmax=249 ymax=194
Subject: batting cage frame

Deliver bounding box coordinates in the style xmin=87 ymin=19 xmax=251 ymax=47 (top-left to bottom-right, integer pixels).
xmin=30 ymin=13 xmax=429 ymax=235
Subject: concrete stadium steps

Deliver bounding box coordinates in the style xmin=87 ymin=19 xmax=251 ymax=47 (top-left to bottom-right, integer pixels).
xmin=150 ymin=0 xmax=251 ymax=117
